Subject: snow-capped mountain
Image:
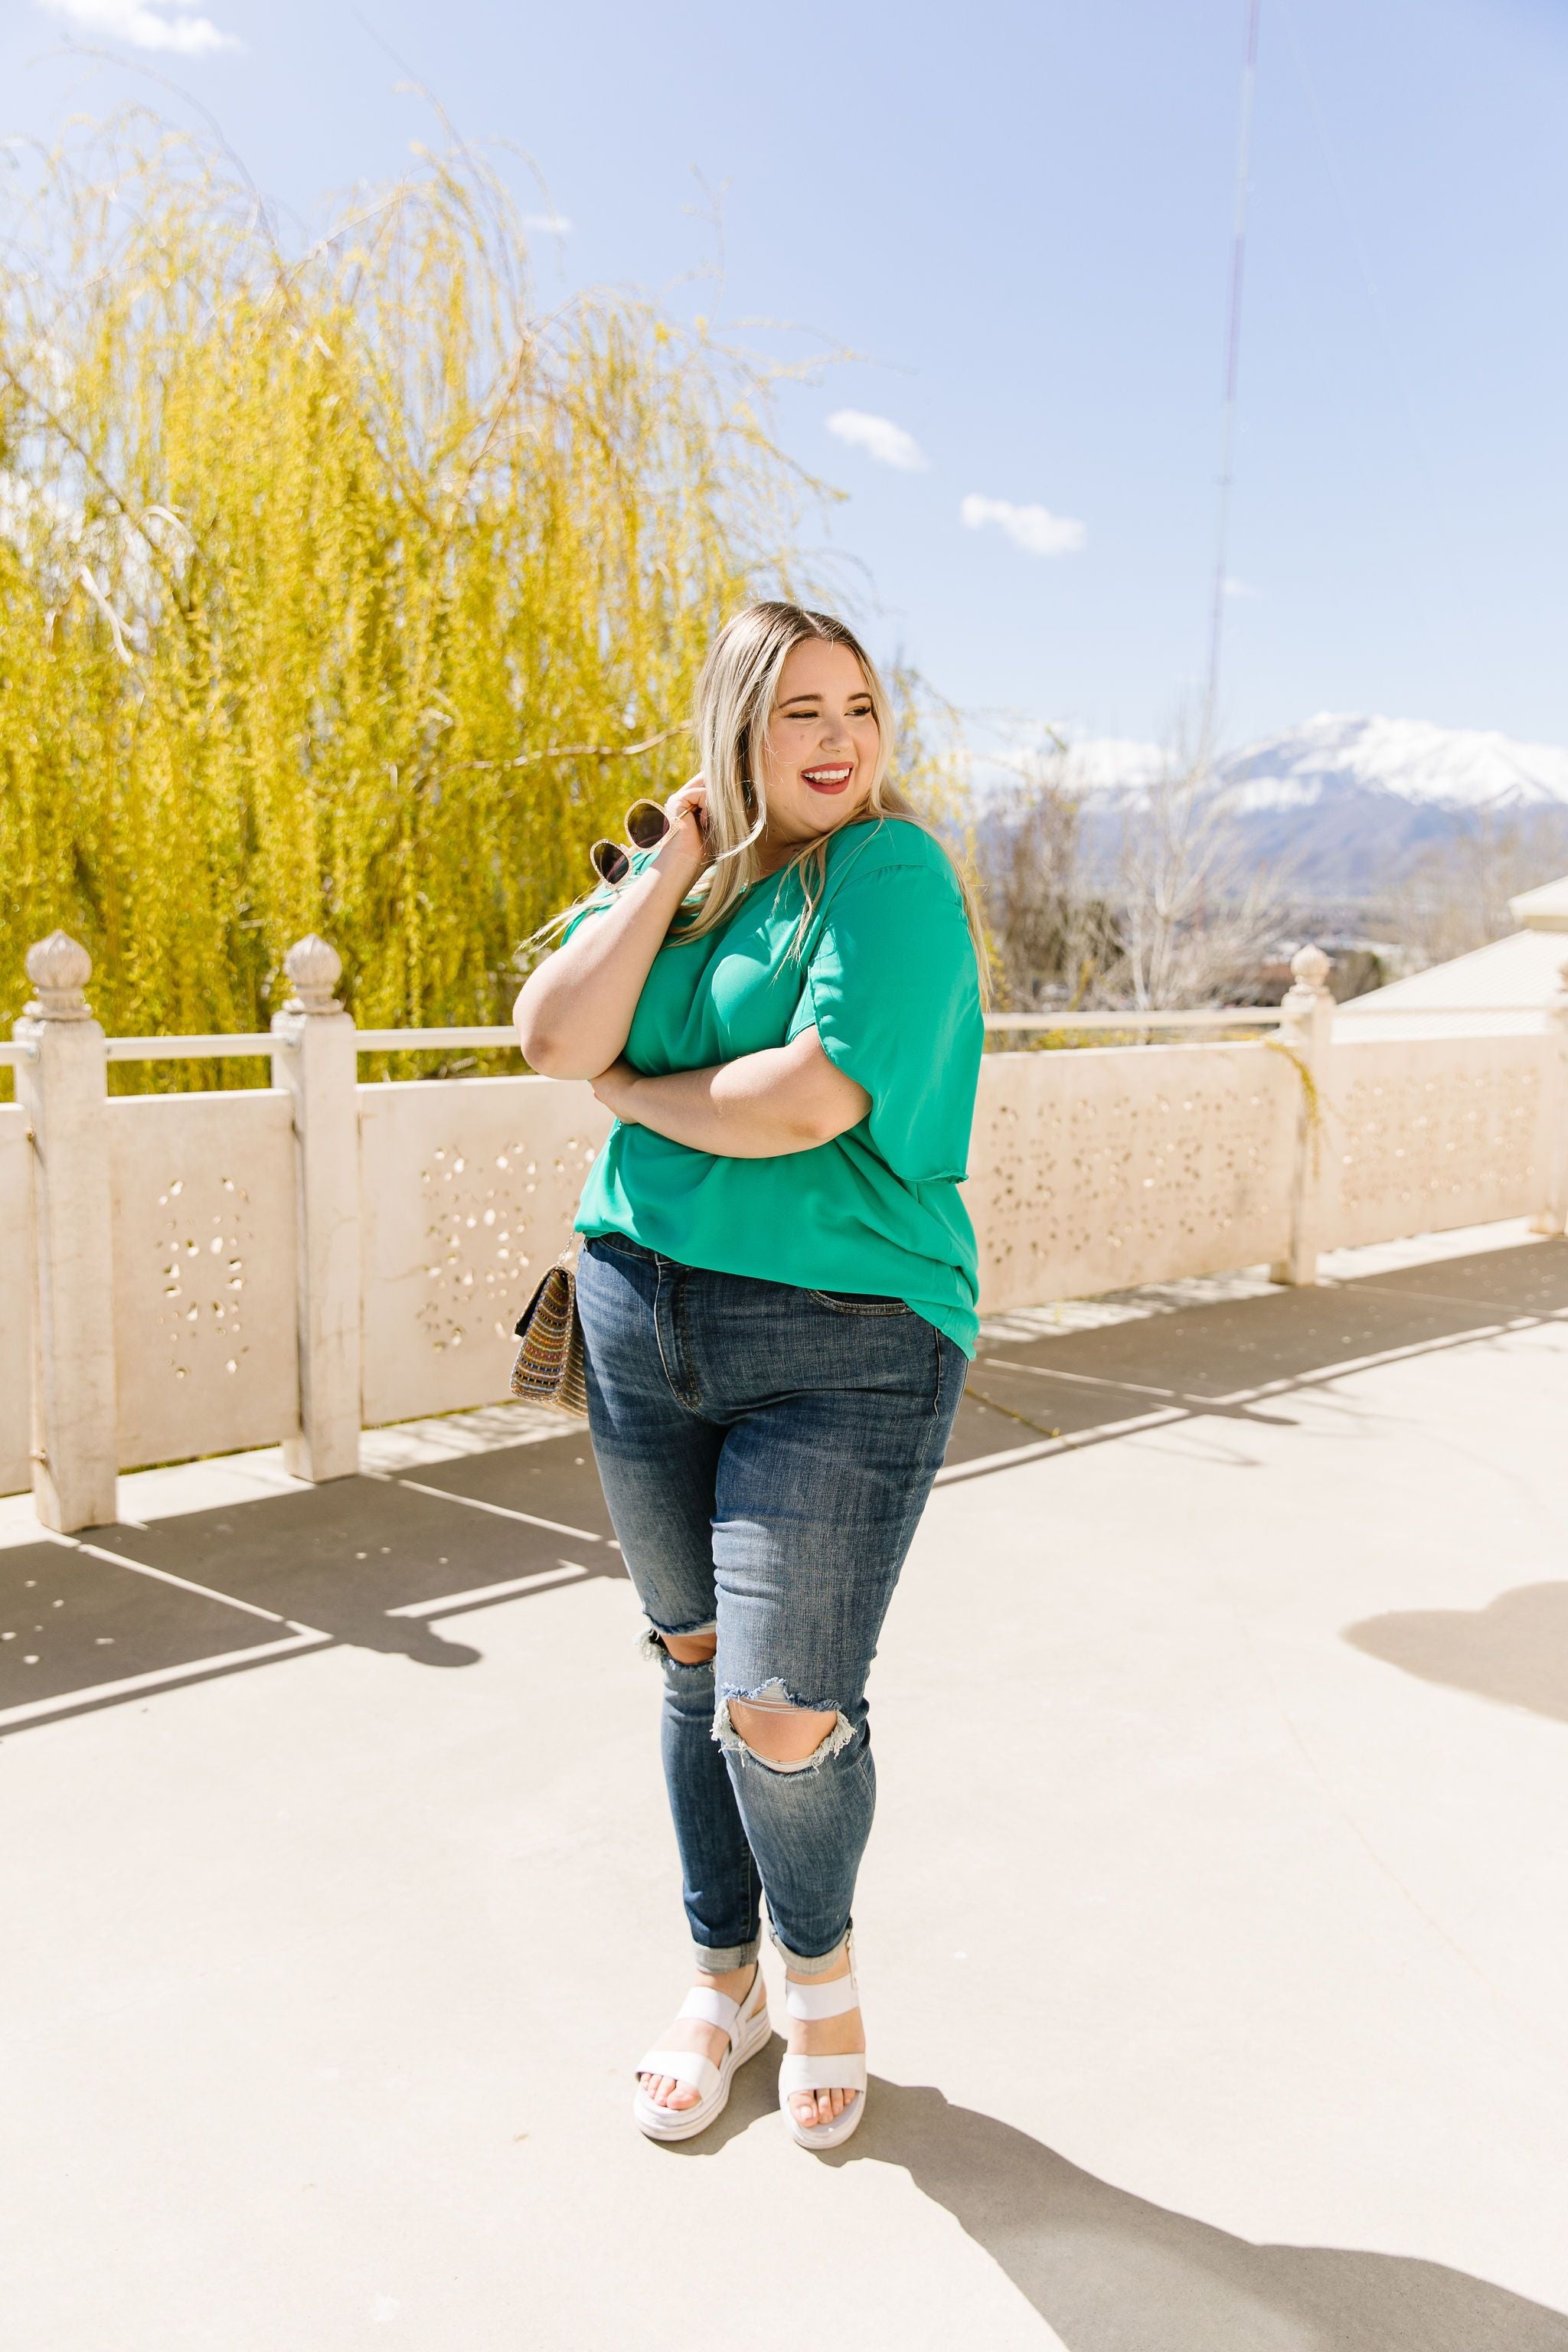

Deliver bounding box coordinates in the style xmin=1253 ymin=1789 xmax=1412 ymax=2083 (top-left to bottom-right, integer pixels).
xmin=1215 ymin=714 xmax=1568 ymax=815
xmin=1063 ymin=714 xmax=1568 ymax=894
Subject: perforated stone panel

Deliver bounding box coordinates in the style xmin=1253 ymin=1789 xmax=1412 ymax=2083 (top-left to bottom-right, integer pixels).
xmin=0 ymin=1104 xmax=32 ymax=1495
xmin=109 ymin=1091 xmax=301 ymax=1470
xmin=969 ymin=1044 xmax=1298 ymax=1313
xmin=358 ymin=1076 xmax=611 ymax=1426
xmin=1325 ymin=1035 xmax=1552 ymax=1251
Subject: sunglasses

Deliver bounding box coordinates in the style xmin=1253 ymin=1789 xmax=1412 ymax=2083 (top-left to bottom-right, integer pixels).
xmin=590 ymin=797 xmax=671 ymax=886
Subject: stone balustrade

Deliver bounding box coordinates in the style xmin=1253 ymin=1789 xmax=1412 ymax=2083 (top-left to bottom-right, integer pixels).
xmin=3 ymin=936 xmax=1566 ymax=1531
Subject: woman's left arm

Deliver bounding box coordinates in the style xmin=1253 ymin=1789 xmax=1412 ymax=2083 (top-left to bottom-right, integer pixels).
xmin=592 ymin=1028 xmax=870 ymax=1159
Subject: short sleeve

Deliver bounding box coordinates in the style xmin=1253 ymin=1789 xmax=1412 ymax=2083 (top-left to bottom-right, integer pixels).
xmin=558 ymin=889 xmax=615 ymax=944
xmin=787 ymin=851 xmax=983 ymax=1181
xmin=556 ymin=848 xmax=659 ymax=943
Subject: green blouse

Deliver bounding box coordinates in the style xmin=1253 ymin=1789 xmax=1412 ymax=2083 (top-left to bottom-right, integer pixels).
xmin=561 ymin=815 xmax=985 ymax=1356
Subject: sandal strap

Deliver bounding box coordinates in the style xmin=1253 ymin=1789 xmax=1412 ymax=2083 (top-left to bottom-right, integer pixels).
xmin=678 ymin=1986 xmax=740 ymax=2033
xmin=636 ymin=2048 xmax=721 ymax=2099
xmin=785 ymin=1975 xmax=859 ymax=2020
xmin=779 ymin=2053 xmax=867 ymax=2097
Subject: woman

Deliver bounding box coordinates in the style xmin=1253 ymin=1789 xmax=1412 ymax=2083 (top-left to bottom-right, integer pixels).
xmin=514 ymin=601 xmax=985 ymax=2151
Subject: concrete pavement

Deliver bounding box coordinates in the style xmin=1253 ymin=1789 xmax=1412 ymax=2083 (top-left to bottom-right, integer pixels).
xmin=5 ymin=1223 xmax=1568 ymax=2350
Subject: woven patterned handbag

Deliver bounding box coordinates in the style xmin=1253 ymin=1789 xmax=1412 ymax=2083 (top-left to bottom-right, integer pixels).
xmin=509 ymin=1242 xmax=588 ymax=1418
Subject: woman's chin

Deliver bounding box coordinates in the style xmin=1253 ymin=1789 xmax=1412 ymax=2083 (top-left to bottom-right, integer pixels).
xmin=766 ymin=792 xmax=874 ymax=850
xmin=802 ymin=795 xmax=873 ymax=834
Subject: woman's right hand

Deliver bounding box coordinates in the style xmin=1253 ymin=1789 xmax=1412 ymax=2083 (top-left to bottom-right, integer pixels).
xmin=517 ymin=776 xmax=716 ymax=1078
xmin=653 ymin=776 xmax=714 ymax=886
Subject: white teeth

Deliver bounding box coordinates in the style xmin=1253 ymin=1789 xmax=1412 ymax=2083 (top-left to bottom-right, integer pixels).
xmin=804 ymin=767 xmax=851 ymax=782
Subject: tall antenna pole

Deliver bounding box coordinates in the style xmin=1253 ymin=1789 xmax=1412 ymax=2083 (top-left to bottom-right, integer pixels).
xmin=1200 ymin=0 xmax=1263 ymax=763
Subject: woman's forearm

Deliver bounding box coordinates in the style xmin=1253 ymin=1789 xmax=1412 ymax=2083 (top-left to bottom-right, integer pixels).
xmin=513 ymin=854 xmax=691 ymax=1078
xmin=596 ymin=1029 xmax=871 ymax=1160
xmin=514 ymin=799 xmax=709 ymax=1077
xmin=621 ymin=1057 xmax=817 ymax=1158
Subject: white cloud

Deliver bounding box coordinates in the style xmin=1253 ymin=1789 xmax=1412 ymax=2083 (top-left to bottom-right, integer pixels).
xmin=523 ymin=212 xmax=572 ymax=235
xmin=34 ymin=0 xmax=239 ymax=54
xmin=1223 ymin=574 xmax=1259 ymax=599
xmin=961 ymin=494 xmax=1085 ymax=557
xmin=826 ymin=409 xmax=929 ymax=473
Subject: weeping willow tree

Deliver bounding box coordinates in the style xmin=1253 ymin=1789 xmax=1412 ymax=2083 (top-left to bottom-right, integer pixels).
xmin=0 ymin=114 xmax=818 ymax=1087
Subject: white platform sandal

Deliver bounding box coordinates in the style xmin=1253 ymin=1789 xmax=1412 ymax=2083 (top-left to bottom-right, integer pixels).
xmin=778 ymin=1942 xmax=867 ymax=2152
xmin=632 ymin=1965 xmax=771 ymax=2145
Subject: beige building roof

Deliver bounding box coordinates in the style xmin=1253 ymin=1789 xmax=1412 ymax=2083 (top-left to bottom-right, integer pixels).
xmin=1337 ymin=873 xmax=1568 ymax=1036
xmin=1507 ymin=874 xmax=1568 ymax=932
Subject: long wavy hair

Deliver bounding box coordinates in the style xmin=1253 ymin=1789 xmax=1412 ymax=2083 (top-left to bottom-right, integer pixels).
xmin=535 ymin=601 xmax=988 ymax=993
xmin=676 ymin=602 xmax=988 ymax=989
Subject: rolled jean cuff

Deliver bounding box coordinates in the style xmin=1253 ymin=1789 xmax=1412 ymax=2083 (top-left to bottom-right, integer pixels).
xmin=767 ymin=1923 xmax=850 ymax=1976
xmin=692 ymin=1937 xmax=761 ymax=1975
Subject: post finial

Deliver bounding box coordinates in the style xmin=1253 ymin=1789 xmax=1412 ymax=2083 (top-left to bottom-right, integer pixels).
xmin=283 ymin=934 xmax=344 ymax=1015
xmin=23 ymin=931 xmax=93 ymax=1021
xmin=1289 ymin=942 xmax=1333 ymax=995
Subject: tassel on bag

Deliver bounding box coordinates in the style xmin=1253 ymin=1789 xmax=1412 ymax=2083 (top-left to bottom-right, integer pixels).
xmin=509 ymin=1241 xmax=588 ymax=1418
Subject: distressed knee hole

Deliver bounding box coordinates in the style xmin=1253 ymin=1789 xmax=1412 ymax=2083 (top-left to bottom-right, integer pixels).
xmin=714 ymin=1682 xmax=855 ymax=1773
xmin=638 ymin=1623 xmax=717 ymax=1668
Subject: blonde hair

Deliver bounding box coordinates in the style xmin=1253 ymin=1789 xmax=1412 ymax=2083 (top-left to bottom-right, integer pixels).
xmin=681 ymin=602 xmax=989 ymax=995
xmin=537 ymin=600 xmax=989 ymax=998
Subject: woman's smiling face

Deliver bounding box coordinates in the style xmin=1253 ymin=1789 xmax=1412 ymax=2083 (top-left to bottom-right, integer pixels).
xmin=759 ymin=639 xmax=880 ymax=851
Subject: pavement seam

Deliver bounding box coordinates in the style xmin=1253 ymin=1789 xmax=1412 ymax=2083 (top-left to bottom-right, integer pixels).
xmin=940 ymin=1312 xmax=1558 ymax=1485
xmin=364 ymin=1471 xmax=611 ymax=1544
xmin=37 ymin=1528 xmax=323 ymax=1631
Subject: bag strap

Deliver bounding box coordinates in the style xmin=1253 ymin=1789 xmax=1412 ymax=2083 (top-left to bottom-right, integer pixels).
xmin=557 ymin=1235 xmax=582 ymax=1274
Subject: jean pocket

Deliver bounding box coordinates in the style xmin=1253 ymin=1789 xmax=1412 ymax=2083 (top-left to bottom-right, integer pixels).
xmin=806 ymin=1289 xmax=911 ymax=1316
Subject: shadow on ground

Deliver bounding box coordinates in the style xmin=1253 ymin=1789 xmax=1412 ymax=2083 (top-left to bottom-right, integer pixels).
xmin=949 ymin=1235 xmax=1568 ymax=1468
xmin=678 ymin=2048 xmax=1568 ymax=2349
xmin=1344 ymin=1583 xmax=1568 ymax=1728
xmin=4 ymin=1238 xmax=1564 ymax=1735
xmin=0 ymin=1440 xmax=625 ymax=1728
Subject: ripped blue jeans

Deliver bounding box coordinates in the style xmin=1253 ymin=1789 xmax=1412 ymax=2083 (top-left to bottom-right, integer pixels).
xmin=576 ymin=1233 xmax=965 ymax=1975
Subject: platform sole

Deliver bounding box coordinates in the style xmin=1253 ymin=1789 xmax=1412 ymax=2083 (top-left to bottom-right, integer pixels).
xmin=782 ymin=2080 xmax=867 ymax=2152
xmin=632 ymin=2001 xmax=773 ymax=2145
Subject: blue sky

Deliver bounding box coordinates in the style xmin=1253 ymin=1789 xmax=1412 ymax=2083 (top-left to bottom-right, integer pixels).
xmin=5 ymin=0 xmax=1566 ymax=753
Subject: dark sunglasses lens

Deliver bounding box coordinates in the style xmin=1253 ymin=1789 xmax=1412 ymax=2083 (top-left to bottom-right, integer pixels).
xmin=625 ymin=799 xmax=671 ymax=850
xmin=590 ymin=838 xmax=629 ymax=885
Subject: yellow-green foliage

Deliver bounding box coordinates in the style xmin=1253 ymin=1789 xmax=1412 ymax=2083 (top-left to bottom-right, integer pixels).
xmin=0 ymin=115 xmax=810 ymax=1088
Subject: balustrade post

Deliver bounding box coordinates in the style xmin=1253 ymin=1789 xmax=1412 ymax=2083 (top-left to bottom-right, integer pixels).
xmin=271 ymin=936 xmax=362 ymax=1481
xmin=13 ymin=933 xmax=119 ymax=1530
xmin=1269 ymin=943 xmax=1335 ymax=1288
xmin=1531 ymin=956 xmax=1568 ymax=1237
